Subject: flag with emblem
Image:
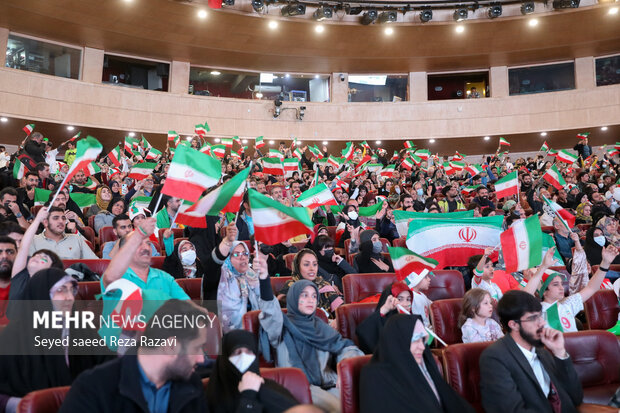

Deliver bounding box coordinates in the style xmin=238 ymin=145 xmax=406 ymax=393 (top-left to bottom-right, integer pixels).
xmin=556 ymin=149 xmax=578 ymax=164
xmin=13 ymin=158 xmax=26 ymax=179
xmin=388 ymin=247 xmax=438 ymax=282
xmin=248 ymin=189 xmax=313 ymax=245
xmin=393 ymin=210 xmax=474 ymax=237
xmin=59 ymin=136 xmax=103 ymax=191
xmin=296 ymin=183 xmax=338 ymax=209
xmin=461 ymin=185 xmax=478 ymax=196
xmin=199 ymin=143 xmax=212 ymax=156
xmin=128 ymin=162 xmax=156 ymax=180
xmin=499 ymin=137 xmax=510 ymax=146
xmin=500 ymin=215 xmax=543 ymax=273
xmin=341 ymin=142 xmax=354 ymax=161
xmin=449 ymin=161 xmax=465 ymax=171
xmin=540 ymin=141 xmax=549 ymax=152
xmin=145 ymin=148 xmax=162 ymax=161
xmin=465 ymin=164 xmax=483 ymax=176
xmin=161 ymin=144 xmax=222 ymax=202
xmin=255 ymin=136 xmax=265 ymax=149
xmin=107 ymin=146 xmax=122 ymax=167
xmin=328 ymin=155 xmax=343 ymax=169
xmin=452 ymin=151 xmax=465 ymax=161
xmin=542 ymin=164 xmax=566 ymax=190
xmin=494 ymin=171 xmax=519 ymax=199
xmin=542 ymin=195 xmax=575 ymax=231
xmin=293 ymin=147 xmax=303 ymax=159
xmin=23 ymin=124 xmax=35 ymax=135
xmin=365 ymin=163 xmax=383 ymax=173
xmin=309 ymin=145 xmax=323 ymax=159
xmin=576 ymin=132 xmax=590 ymax=140
xmin=262 ymin=157 xmax=284 ymax=175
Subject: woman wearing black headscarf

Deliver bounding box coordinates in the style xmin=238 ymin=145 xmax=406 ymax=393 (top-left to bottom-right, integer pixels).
xmin=353 ymin=229 xmax=393 ymax=274
xmin=360 ymin=314 xmax=476 ymax=413
xmin=206 ymin=330 xmax=298 ymax=413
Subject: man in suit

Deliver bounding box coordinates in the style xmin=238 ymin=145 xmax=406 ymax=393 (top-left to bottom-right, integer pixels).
xmin=480 ymin=290 xmax=583 ymax=413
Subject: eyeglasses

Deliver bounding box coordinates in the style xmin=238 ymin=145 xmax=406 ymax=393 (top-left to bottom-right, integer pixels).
xmin=54 ymin=285 xmax=78 ymax=296
xmin=231 ymin=252 xmax=250 ymax=258
xmin=516 ymin=313 xmax=544 ymax=324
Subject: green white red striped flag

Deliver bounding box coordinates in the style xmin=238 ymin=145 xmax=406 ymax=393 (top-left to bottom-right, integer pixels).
xmin=388 ymin=246 xmax=438 ymax=282
xmin=404 ymin=141 xmax=415 ymax=149
xmin=542 ymin=195 xmax=575 ymax=231
xmin=296 ymin=183 xmax=338 ymax=209
xmin=606 ymin=146 xmax=619 ymax=157
xmin=83 ymin=162 xmax=101 ymax=177
xmin=129 ymin=196 xmax=153 ymax=211
xmin=542 ymin=164 xmax=566 ymax=190
xmin=23 ymin=123 xmax=35 ymax=135
xmin=360 ymin=140 xmax=371 ymax=150
xmin=393 ymin=209 xmax=474 ymax=237
xmin=556 ymin=149 xmax=578 ymax=164
xmin=449 ymin=161 xmax=465 ymax=171
xmin=293 ymin=147 xmax=303 ymax=159
xmin=547 ymin=148 xmax=557 ymax=157
xmin=494 ymin=171 xmax=519 ymax=199
xmin=499 ymin=137 xmax=510 ymax=146
xmin=365 ymin=163 xmax=383 ymax=173
xmin=248 ymin=189 xmax=314 ymax=245
xmin=176 ymin=168 xmax=250 ymax=228
xmin=221 ymin=138 xmax=233 ymax=148
xmin=341 ymin=142 xmax=354 ymax=161
xmin=13 ymin=158 xmax=26 ymax=179
xmin=461 ymin=185 xmax=478 ymax=196
xmin=500 ymin=215 xmax=543 ymax=273
xmin=327 ymin=155 xmax=343 ymax=169
xmin=168 ymin=131 xmax=178 ymax=143
xmin=406 ymin=215 xmax=504 ymax=268
xmin=141 ymin=135 xmax=152 ymax=151
xmin=545 ymin=301 xmax=564 ymax=332
xmin=145 ymin=148 xmax=162 ymax=161
xmin=309 ymin=145 xmax=323 ymax=159
xmin=540 ymin=141 xmax=549 ymax=152
xmin=211 ymin=144 xmax=225 ymax=158
xmin=576 ymin=132 xmax=590 ymax=140
xmin=60 ymin=136 xmax=103 ymax=191
xmin=256 ymin=136 xmax=265 ymax=149
xmin=194 ymin=124 xmax=207 ymax=136
xmin=465 ymin=164 xmax=483 ymax=176
xmin=128 ymin=162 xmax=156 ymax=180
xmin=161 ymin=144 xmax=222 ymax=202
xmin=283 ymin=158 xmax=299 ymax=173
xmin=380 ymin=164 xmax=395 ymax=177
xmin=69 ymin=131 xmax=81 ymax=142
xmin=233 ymin=136 xmax=241 ymax=146
xmin=452 ymin=151 xmax=465 ymax=161
xmin=401 ymin=157 xmax=414 ymax=170
xmin=262 ymin=157 xmax=284 ymax=175
xmin=415 ymin=149 xmax=430 ymax=160
xmin=330 ymin=201 xmax=384 ymax=218
xmin=443 ymin=162 xmax=457 ymax=176
xmin=269 ymin=149 xmax=284 ymax=160
xmin=107 ymin=146 xmax=122 ymax=167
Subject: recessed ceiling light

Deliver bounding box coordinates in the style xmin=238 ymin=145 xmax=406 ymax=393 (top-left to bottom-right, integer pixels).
xmin=269 ymin=140 xmax=275 ymax=144
xmin=285 ymin=73 xmax=290 ymax=78
xmin=455 ymin=25 xmax=465 ymax=33
xmin=242 ymin=139 xmax=248 ymax=144
xmin=384 ymin=27 xmax=394 ymax=35
xmin=322 ymin=141 xmax=328 ymax=145
xmin=375 ymin=140 xmax=382 ymax=144
xmin=528 ymin=18 xmax=538 ymax=27
xmin=484 ymin=136 xmax=490 ymax=140
xmin=210 ymin=70 xmax=221 ymax=76
xmin=268 ymin=21 xmax=278 ymax=29
xmin=315 ymin=25 xmax=324 ymax=33
xmin=197 ymin=9 xmax=208 ymax=19
xmin=601 ymin=126 xmax=608 ymax=131
xmin=609 ymin=6 xmax=618 ymax=15
xmin=128 ymin=132 xmax=135 ymax=137
xmin=314 ymin=74 xmax=319 ymax=79
xmin=215 ymin=138 xmax=221 ymax=143
xmin=0 ymin=117 xmax=8 ymax=123
xmin=429 ymin=138 xmax=436 ymax=143
xmin=123 ymin=0 xmax=133 ymax=3
xmin=67 ymin=126 xmax=75 ymax=131
xmin=540 ymin=132 xmax=547 ymax=136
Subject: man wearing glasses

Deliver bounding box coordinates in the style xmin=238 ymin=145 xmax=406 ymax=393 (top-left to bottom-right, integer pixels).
xmin=479 ymin=290 xmax=583 ymax=413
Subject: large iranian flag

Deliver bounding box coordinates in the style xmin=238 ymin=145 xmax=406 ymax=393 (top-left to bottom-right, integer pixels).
xmin=542 ymin=195 xmax=575 ymax=231
xmin=296 ymin=183 xmax=338 ymax=209
xmin=176 ymin=168 xmax=250 ymax=228
xmin=263 ymin=158 xmax=284 ymax=175
xmin=500 ymin=215 xmax=543 ymax=273
xmin=388 ymin=247 xmax=438 ymax=282
xmin=269 ymin=149 xmax=284 ymax=160
xmin=406 ymin=215 xmax=504 ymax=268
xmin=494 ymin=171 xmax=519 ymax=199
xmin=129 ymin=162 xmax=156 ymax=180
xmin=556 ymin=149 xmax=578 ymax=164
xmin=542 ymin=164 xmax=566 ymax=190
xmin=161 ymin=144 xmax=222 ymax=202
xmin=59 ymin=136 xmax=103 ymax=191
xmin=393 ymin=210 xmax=474 ymax=237
xmin=248 ymin=189 xmax=313 ymax=245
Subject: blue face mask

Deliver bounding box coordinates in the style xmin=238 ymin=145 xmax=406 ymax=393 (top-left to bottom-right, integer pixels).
xmin=372 ymin=241 xmax=383 ymax=253
xmin=417 ymin=188 xmax=424 ymax=196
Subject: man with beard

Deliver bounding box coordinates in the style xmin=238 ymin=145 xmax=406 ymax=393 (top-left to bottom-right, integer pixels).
xmin=0 ymin=236 xmax=17 ymax=325
xmin=480 ymin=290 xmax=583 ymax=413
xmin=0 ymin=188 xmax=30 ymax=228
xmin=472 ymin=186 xmax=496 ymax=211
xmin=16 ymin=171 xmax=39 ymax=210
xmin=59 ymin=300 xmax=210 ymax=413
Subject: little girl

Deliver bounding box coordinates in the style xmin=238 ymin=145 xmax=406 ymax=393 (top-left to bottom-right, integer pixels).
xmin=471 ymin=247 xmax=503 ymax=302
xmin=458 ymin=288 xmax=504 ymax=343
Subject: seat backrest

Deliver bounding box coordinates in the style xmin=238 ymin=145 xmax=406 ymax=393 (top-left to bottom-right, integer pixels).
xmin=18 ymin=386 xmax=70 ymax=413
xmin=584 ymin=290 xmax=620 ymax=330
xmin=442 ymin=341 xmax=492 ymax=412
xmin=98 ymin=226 xmax=117 ymax=245
xmin=335 ymin=303 xmax=376 ymax=346
xmin=63 ymin=259 xmax=110 ymax=276
xmin=426 ymin=270 xmax=465 ymax=301
xmin=81 ymin=226 xmax=97 ymax=247
xmin=175 ymin=278 xmax=202 ymax=300
xmin=158 ymin=228 xmax=184 ymax=250
xmin=342 ymin=273 xmax=396 ymax=303
xmin=564 ymin=330 xmax=620 ymax=388
xmin=326 ymin=226 xmax=337 ymax=240
xmin=261 ymin=367 xmax=312 ymax=404
xmin=150 ymin=256 xmax=166 ymax=269
xmin=270 ymin=276 xmax=292 ymax=296
xmin=76 ymin=281 xmax=102 ymax=301
xmin=283 ymin=253 xmax=295 ymax=271
xmin=392 ymin=236 xmax=407 ymax=248
xmin=337 ymin=355 xmax=372 ymax=413
xmin=430 ymin=298 xmax=463 ymax=345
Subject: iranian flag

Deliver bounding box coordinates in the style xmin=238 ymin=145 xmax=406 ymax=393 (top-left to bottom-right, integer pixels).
xmin=500 ymin=215 xmax=543 ymax=273
xmin=330 ymin=201 xmax=384 ymax=218
xmin=176 ymin=168 xmax=251 ymax=228
xmin=545 ymin=301 xmax=564 ymax=332
xmin=130 ymin=196 xmax=152 ymax=210
xmin=494 ymin=171 xmax=519 ymax=199
xmin=393 ymin=210 xmax=474 ymax=237
xmin=145 ymin=148 xmax=162 ymax=161
xmin=107 ymin=146 xmax=122 ymax=167
xmin=410 ymin=154 xmax=422 ymax=166
xmin=23 ymin=124 xmax=35 ymax=135
xmin=199 ymin=144 xmax=212 ymax=156
xmin=406 ymin=215 xmax=504 ymax=268
xmin=342 ymin=142 xmax=354 ymax=161
xmin=194 ymin=124 xmax=207 ymax=136
xmin=415 ymin=149 xmax=430 ymax=160
xmin=34 ymin=188 xmax=51 ymax=206
xmin=309 ymin=145 xmax=323 ymax=159
xmin=168 ymin=131 xmax=178 ymax=143
xmin=465 ymin=164 xmax=483 ymax=176
xmin=129 ymin=162 xmax=156 ymax=180
xmin=161 ymin=144 xmax=222 ymax=202
xmin=540 ymin=141 xmax=549 ymax=152
xmin=380 ymin=164 xmax=395 ymax=178
xmin=401 ymin=157 xmax=414 ymax=170
xmin=83 ymin=162 xmax=101 ymax=177
xmin=461 ymin=185 xmax=478 ymax=196
xmin=360 ymin=140 xmax=371 ymax=150
xmin=542 ymin=195 xmax=575 ymax=231
xmin=297 ymin=183 xmax=338 ymax=209
xmin=141 ymin=136 xmax=152 ymax=151
xmin=542 ymin=164 xmax=566 ymax=190
xmin=256 ymin=136 xmax=265 ymax=149
xmin=59 ymin=136 xmax=103 ymax=191
xmin=606 ymin=147 xmax=619 ymax=157
xmin=556 ymin=149 xmax=578 ymax=164
xmin=293 ymin=147 xmax=303 ymax=159
xmin=269 ymin=149 xmax=284 ymax=160
xmin=443 ymin=162 xmax=457 ymax=176
xmin=233 ymin=136 xmax=241 ymax=146
xmin=449 ymin=161 xmax=465 ymax=171
xmin=262 ymin=158 xmax=284 ymax=175
xmin=453 ymin=152 xmax=465 ymax=161
xmin=13 ymin=158 xmax=26 ymax=179
xmin=283 ymin=158 xmax=299 ymax=172
xmin=404 ymin=141 xmax=415 ymax=149
xmin=366 ymin=163 xmax=383 ymax=173
xmin=499 ymin=137 xmax=510 ymax=146
xmin=69 ymin=131 xmax=81 ymax=142
xmin=221 ymin=138 xmax=233 ymax=148
xmin=388 ymin=247 xmax=438 ymax=282
xmin=328 ymin=155 xmax=343 ymax=169
xmin=124 ymin=137 xmax=138 ymax=153
xmin=212 ymin=144 xmax=226 ymax=158
xmin=576 ymin=132 xmax=590 ymax=140
xmin=547 ymin=149 xmax=558 ymax=157
xmin=249 ymin=189 xmax=313 ymax=245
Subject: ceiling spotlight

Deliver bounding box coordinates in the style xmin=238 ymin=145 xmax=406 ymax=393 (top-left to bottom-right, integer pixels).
xmin=609 ymin=7 xmax=618 ymax=15
xmin=0 ymin=117 xmax=8 ymax=123
xmin=484 ymin=136 xmax=490 ymax=140
xmin=540 ymin=132 xmax=547 ymax=136
xmin=128 ymin=132 xmax=135 ymax=137
xmin=252 ymin=0 xmax=265 ymax=13
xmin=281 ymin=2 xmax=306 ymax=17
xmin=322 ymin=141 xmax=328 ymax=145
xmin=285 ymin=73 xmax=290 ymax=78
xmin=269 ymin=140 xmax=275 ymax=144
xmin=385 ymin=27 xmax=394 ymax=35
xmin=520 ymin=1 xmax=535 ymax=14
xmin=601 ymin=126 xmax=608 ymax=131
xmin=215 ymin=138 xmax=221 ymax=143
xmin=375 ymin=140 xmax=382 ymax=144
xmin=377 ymin=11 xmax=397 ymax=24
xmin=487 ymin=4 xmax=502 ymax=18
xmin=345 ymin=5 xmax=363 ymax=15
xmin=211 ymin=70 xmax=221 ymax=75
xmin=429 ymin=139 xmax=436 ymax=143
xmin=67 ymin=126 xmax=75 ymax=131
xmin=313 ymin=5 xmax=333 ymax=21
xmin=268 ymin=20 xmax=278 ymax=29
xmin=552 ymin=0 xmax=579 ymax=9
xmin=455 ymin=25 xmax=465 ymax=33
xmin=314 ymin=74 xmax=320 ymax=78
xmin=420 ymin=9 xmax=433 ymax=22
xmin=197 ymin=9 xmax=208 ymax=19
xmin=453 ymin=8 xmax=468 ymax=21
xmin=315 ymin=25 xmax=325 ymax=33
xmin=528 ymin=18 xmax=538 ymax=26
xmin=361 ymin=9 xmax=378 ymax=25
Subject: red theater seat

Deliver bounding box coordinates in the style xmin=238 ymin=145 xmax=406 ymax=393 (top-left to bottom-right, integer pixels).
xmin=337 ymin=355 xmax=372 ymax=413
xmin=76 ymin=281 xmax=101 ymax=301
xmin=392 ymin=236 xmax=407 ymax=248
xmin=342 ymin=273 xmax=396 ymax=303
xmin=175 ymin=278 xmax=201 ymax=300
xmin=335 ymin=302 xmax=376 ymax=346
xmin=157 ymin=228 xmax=184 ymax=250
xmin=98 ymin=226 xmax=117 ymax=245
xmin=430 ymin=298 xmax=463 ymax=346
xmin=63 ymin=259 xmax=110 ymax=276
xmin=271 ymin=276 xmax=292 ymax=296
xmin=150 ymin=256 xmax=165 ymax=269
xmin=584 ymin=290 xmax=620 ymax=330
xmin=81 ymin=226 xmax=97 ymax=248
xmin=283 ymin=253 xmax=295 ymax=271
xmin=18 ymin=386 xmax=70 ymax=413
xmin=426 ymin=270 xmax=465 ymax=301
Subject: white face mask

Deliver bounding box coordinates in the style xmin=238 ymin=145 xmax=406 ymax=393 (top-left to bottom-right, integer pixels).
xmin=347 ymin=211 xmax=359 ymax=221
xmin=229 ymin=353 xmax=256 ymax=373
xmin=594 ymin=236 xmax=606 ymax=247
xmin=180 ymin=250 xmax=197 ymax=265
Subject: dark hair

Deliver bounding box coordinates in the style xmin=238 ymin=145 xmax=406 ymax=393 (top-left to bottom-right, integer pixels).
xmin=481 ymin=208 xmax=495 ymax=217
xmin=32 ymin=249 xmax=63 ymax=270
xmin=0 ymin=222 xmax=25 ymax=236
xmin=314 ymin=235 xmax=334 ymax=251
xmin=47 ymin=206 xmax=65 ymax=215
xmin=25 ymin=171 xmax=38 ymax=180
xmin=477 ymin=186 xmax=488 ymax=193
xmin=107 ymin=197 xmax=127 ymax=214
xmin=458 ymin=288 xmax=492 ymax=328
xmin=35 ymin=162 xmax=49 ymax=172
xmin=0 ymin=236 xmax=17 ymax=248
xmin=497 ymin=290 xmax=542 ymax=331
xmin=467 ymin=254 xmax=489 ymax=272
xmin=0 ymin=188 xmax=18 ymax=201
xmin=139 ymin=299 xmax=207 ymax=350
xmin=112 ymin=213 xmax=131 ymax=228
xmin=466 ymin=203 xmax=479 ymax=211
xmin=292 ymin=249 xmax=317 ymax=278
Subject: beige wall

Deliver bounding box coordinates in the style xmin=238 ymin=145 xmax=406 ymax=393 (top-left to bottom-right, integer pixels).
xmin=82 ymin=47 xmax=104 ymax=83
xmin=0 ymin=66 xmax=619 ymax=142
xmin=0 ymin=28 xmax=8 ymax=67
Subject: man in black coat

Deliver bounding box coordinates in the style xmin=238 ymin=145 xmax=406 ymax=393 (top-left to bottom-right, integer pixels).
xmin=480 ymin=290 xmax=583 ymax=413
xmin=59 ymin=300 xmax=211 ymax=413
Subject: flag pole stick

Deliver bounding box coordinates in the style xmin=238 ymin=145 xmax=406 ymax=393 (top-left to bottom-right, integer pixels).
xmin=48 ymin=174 xmax=71 ymax=207
xmin=426 ymin=328 xmax=448 ymax=347
xmin=152 ymin=193 xmax=163 ymax=214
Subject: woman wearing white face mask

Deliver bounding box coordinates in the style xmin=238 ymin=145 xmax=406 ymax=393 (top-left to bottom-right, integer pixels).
xmin=206 ymin=330 xmax=298 ymax=413
xmin=162 ymin=239 xmax=205 ymax=280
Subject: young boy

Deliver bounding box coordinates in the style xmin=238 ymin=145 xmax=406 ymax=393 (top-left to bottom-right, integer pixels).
xmin=472 ymin=247 xmax=503 ymax=303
